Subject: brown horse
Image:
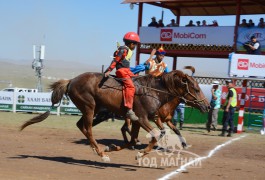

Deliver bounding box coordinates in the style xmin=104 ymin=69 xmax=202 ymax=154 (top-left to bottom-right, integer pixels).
xmin=20 ymin=70 xmax=209 ymax=162
xmin=96 ymin=67 xmax=196 ymax=147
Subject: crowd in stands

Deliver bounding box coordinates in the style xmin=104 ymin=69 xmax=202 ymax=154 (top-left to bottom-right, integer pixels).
xmin=148 ymin=17 xmax=265 ymax=28
xmin=148 ymin=17 xmax=219 ymax=27
xmin=239 ymin=18 xmax=265 ymax=28
xmin=185 ymin=20 xmax=218 ymax=27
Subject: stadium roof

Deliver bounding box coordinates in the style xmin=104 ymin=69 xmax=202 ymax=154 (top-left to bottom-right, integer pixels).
xmin=122 ymin=0 xmax=265 ymax=16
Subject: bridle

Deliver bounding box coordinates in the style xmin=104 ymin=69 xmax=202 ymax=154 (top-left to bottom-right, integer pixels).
xmin=179 ymin=78 xmax=206 ymax=107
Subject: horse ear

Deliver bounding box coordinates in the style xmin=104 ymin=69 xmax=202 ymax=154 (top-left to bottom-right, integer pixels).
xmin=182 ymin=74 xmax=188 ymax=82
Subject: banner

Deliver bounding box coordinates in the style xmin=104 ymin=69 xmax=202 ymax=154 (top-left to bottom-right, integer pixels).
xmin=60 ymin=96 xmax=81 ymax=114
xmin=140 ymin=26 xmax=234 ymax=45
xmin=237 ymin=27 xmax=265 ymax=51
xmin=229 ymin=53 xmax=265 ymax=78
xmin=221 ymin=86 xmax=265 ymax=109
xmin=0 ymin=91 xmax=13 ymax=110
xmin=15 ymin=92 xmax=58 ymax=113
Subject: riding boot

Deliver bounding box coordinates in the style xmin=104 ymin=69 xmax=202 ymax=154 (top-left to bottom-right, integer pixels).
xmin=126 ymin=109 xmax=139 ymax=121
xmin=180 ymin=122 xmax=183 ymax=130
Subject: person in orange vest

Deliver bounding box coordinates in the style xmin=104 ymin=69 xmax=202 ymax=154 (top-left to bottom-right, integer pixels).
xmin=104 ymin=32 xmax=140 ymax=121
xmin=130 ymin=46 xmax=168 ymax=76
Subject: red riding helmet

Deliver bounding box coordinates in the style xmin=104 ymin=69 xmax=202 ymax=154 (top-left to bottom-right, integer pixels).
xmin=123 ymin=32 xmax=140 ymax=44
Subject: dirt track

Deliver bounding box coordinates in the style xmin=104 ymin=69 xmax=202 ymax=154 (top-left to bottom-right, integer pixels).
xmin=0 ymin=112 xmax=265 ymax=180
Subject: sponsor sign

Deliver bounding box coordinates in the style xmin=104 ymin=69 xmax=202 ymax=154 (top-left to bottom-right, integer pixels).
xmin=140 ymin=26 xmax=234 ymax=45
xmin=221 ymin=86 xmax=265 ymax=109
xmin=0 ymin=91 xmax=81 ymax=114
xmin=60 ymin=96 xmax=81 ymax=114
xmin=237 ymin=27 xmax=265 ymax=51
xmin=15 ymin=92 xmax=57 ymax=113
xmin=0 ymin=91 xmax=13 ymax=110
xmin=229 ymin=53 xmax=265 ymax=77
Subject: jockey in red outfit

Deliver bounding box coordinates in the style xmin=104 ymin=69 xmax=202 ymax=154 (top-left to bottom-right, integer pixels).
xmin=104 ymin=32 xmax=140 ymax=121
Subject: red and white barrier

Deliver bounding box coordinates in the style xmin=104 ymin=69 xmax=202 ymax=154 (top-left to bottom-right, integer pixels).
xmin=237 ymin=79 xmax=247 ymax=133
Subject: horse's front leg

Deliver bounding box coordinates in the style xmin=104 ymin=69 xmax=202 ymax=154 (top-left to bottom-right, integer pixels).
xmin=135 ymin=117 xmax=160 ymax=160
xmin=105 ymin=118 xmax=140 ymax=152
xmin=154 ymin=116 xmax=166 ymax=139
xmin=166 ymin=121 xmax=187 ymax=149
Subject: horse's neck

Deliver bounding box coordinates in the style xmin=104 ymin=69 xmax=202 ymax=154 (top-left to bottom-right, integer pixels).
xmin=135 ymin=76 xmax=174 ymax=106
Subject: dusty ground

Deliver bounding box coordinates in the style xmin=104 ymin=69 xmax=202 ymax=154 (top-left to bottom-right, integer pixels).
xmin=0 ymin=112 xmax=265 ymax=180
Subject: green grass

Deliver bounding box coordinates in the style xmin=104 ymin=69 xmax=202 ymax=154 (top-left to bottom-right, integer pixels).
xmin=0 ymin=111 xmax=126 ymax=131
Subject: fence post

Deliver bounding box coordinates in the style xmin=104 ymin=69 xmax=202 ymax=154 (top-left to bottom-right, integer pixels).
xmin=12 ymin=92 xmax=16 ymax=113
xmin=237 ymin=79 xmax=247 ymax=133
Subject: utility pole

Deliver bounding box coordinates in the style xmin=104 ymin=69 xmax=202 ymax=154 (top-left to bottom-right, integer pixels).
xmin=32 ymin=45 xmax=45 ymax=92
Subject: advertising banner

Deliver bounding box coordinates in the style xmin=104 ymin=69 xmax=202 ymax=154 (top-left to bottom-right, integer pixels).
xmin=221 ymin=86 xmax=265 ymax=109
xmin=15 ymin=92 xmax=57 ymax=113
xmin=229 ymin=53 xmax=265 ymax=78
xmin=0 ymin=91 xmax=13 ymax=111
xmin=60 ymin=96 xmax=81 ymax=114
xmin=237 ymin=27 xmax=265 ymax=51
xmin=140 ymin=26 xmax=234 ymax=45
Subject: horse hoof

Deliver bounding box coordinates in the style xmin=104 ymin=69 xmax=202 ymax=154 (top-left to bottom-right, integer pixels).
xmin=183 ymin=144 xmax=192 ymax=150
xmin=102 ymin=155 xmax=111 ymax=162
xmin=135 ymin=151 xmax=144 ymax=160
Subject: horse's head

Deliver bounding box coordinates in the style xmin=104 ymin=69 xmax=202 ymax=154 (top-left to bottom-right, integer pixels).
xmin=162 ymin=69 xmax=210 ymax=113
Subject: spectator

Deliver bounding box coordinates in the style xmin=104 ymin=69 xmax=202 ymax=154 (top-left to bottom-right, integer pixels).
xmin=258 ymin=18 xmax=265 ymax=28
xmin=206 ymin=81 xmax=221 ymax=132
xmin=196 ymin=21 xmax=201 ymax=26
xmin=209 ymin=20 xmax=218 ymax=26
xmin=239 ymin=19 xmax=248 ymax=27
xmin=201 ymin=20 xmax=207 ymax=26
xmin=219 ymin=80 xmax=237 ymax=137
xmin=185 ymin=20 xmax=195 ymax=27
xmin=167 ymin=19 xmax=178 ymax=27
xmin=157 ymin=19 xmax=165 ymax=27
xmin=148 ymin=17 xmax=158 ymax=27
xmin=247 ymin=19 xmax=255 ymax=27
xmin=245 ymin=35 xmax=261 ymax=55
xmin=172 ymin=103 xmax=185 ymax=130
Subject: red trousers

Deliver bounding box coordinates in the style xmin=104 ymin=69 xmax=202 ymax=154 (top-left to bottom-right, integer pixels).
xmin=116 ymin=68 xmax=135 ymax=109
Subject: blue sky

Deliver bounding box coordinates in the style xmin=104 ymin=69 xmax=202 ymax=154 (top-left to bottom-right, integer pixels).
xmin=0 ymin=0 xmax=263 ymax=75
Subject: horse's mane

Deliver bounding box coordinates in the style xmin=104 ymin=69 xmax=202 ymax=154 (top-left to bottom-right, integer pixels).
xmin=161 ymin=71 xmax=185 ymax=95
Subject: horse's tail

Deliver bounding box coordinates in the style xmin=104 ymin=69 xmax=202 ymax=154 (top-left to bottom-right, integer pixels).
xmin=20 ymin=79 xmax=70 ymax=131
xmin=184 ymin=66 xmax=195 ymax=76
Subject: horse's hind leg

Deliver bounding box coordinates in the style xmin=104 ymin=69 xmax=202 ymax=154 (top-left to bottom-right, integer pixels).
xmin=76 ymin=116 xmax=88 ymax=138
xmin=77 ymin=103 xmax=110 ymax=162
xmin=121 ymin=119 xmax=131 ymax=143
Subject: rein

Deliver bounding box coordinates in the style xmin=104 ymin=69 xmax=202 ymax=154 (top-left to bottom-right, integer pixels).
xmin=103 ymin=74 xmax=206 ymax=107
xmin=180 ymin=79 xmax=206 ymax=106
xmin=106 ymin=75 xmax=174 ymax=96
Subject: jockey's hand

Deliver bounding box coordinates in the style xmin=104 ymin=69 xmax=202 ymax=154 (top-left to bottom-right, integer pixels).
xmin=104 ymin=71 xmax=110 ymax=77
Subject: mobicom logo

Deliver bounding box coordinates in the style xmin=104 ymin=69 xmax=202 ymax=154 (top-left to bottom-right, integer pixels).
xmin=160 ymin=29 xmax=173 ymax=41
xmin=237 ymin=59 xmax=249 ymax=70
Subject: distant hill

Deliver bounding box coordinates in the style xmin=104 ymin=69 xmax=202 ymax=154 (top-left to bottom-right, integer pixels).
xmin=0 ymin=59 xmax=104 ymax=91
